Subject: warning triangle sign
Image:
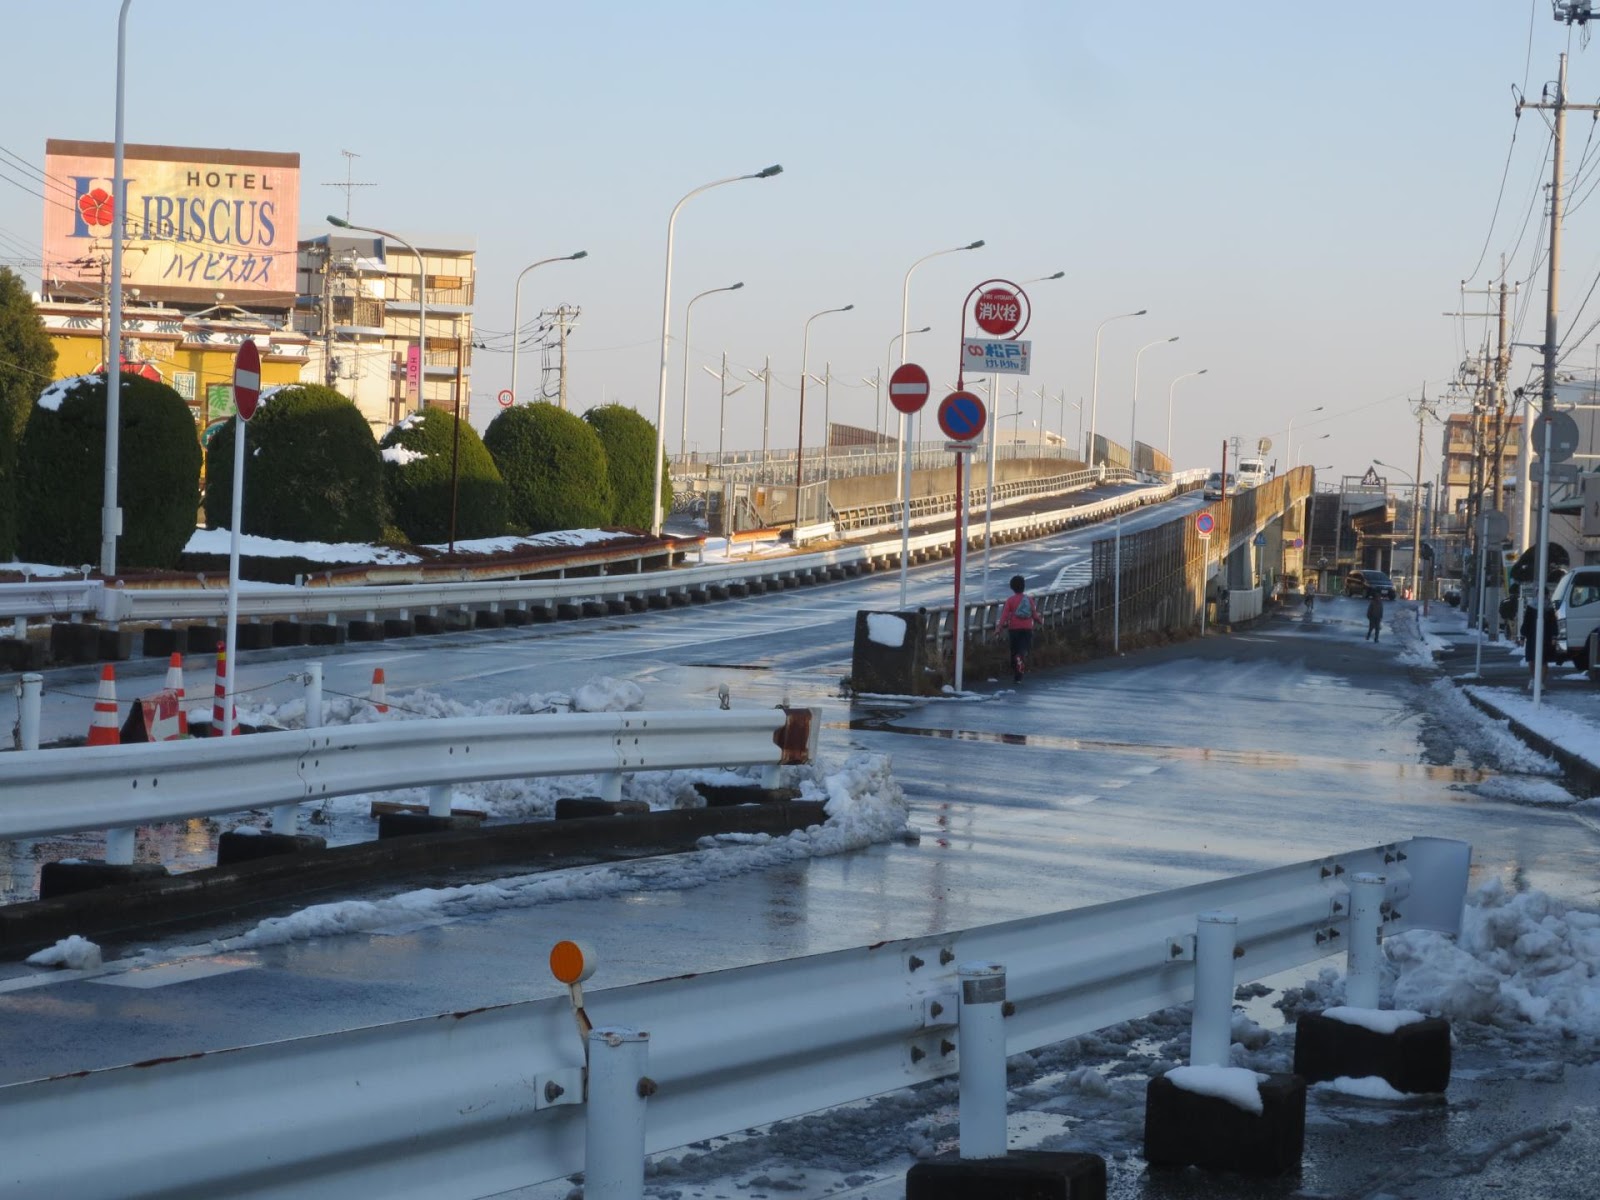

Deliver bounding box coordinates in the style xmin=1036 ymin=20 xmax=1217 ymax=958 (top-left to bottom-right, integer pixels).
xmin=1360 ymin=467 xmax=1381 ymax=485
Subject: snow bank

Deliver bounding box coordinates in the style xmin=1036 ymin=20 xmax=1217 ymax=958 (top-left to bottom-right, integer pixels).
xmin=183 ymin=527 xmax=420 ymax=565
xmin=866 ymin=612 xmax=906 ymax=648
xmin=26 ymin=935 xmax=103 ymax=970
xmin=1311 ymin=1075 xmax=1409 ymax=1101
xmin=1163 ymin=1065 xmax=1267 ymax=1114
xmin=1321 ymin=1006 xmax=1427 ymax=1035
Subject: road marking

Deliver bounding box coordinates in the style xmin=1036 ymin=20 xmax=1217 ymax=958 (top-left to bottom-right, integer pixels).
xmin=91 ymin=957 xmax=257 ymax=989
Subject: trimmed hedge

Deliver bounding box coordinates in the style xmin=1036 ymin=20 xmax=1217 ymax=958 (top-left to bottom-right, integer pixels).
xmin=203 ymin=384 xmax=388 ymax=543
xmin=18 ymin=373 xmax=201 ymax=569
xmin=379 ymin=407 xmax=508 ymax=544
xmin=0 ymin=267 xmax=57 ymax=560
xmin=583 ymin=403 xmax=669 ymax=531
xmin=483 ymin=403 xmax=613 ymax=532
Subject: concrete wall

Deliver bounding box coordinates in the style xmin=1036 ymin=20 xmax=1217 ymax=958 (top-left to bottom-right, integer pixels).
xmin=825 ymin=456 xmax=1086 ymax=510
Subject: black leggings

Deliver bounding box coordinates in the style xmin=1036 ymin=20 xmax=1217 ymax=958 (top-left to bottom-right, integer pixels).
xmin=1008 ymin=628 xmax=1033 ymax=663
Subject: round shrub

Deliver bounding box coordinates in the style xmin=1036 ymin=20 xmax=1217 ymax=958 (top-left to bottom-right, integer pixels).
xmin=18 ymin=373 xmax=201 ymax=570
xmin=583 ymin=403 xmax=670 ymax=531
xmin=483 ymin=402 xmax=613 ymax=532
xmin=203 ymin=383 xmax=388 ymax=543
xmin=379 ymin=407 xmax=508 ymax=544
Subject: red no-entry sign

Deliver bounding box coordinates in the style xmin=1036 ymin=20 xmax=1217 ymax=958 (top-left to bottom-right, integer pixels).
xmin=233 ymin=341 xmax=262 ymax=421
xmin=974 ymin=287 xmax=1022 ymax=337
xmin=888 ymin=363 xmax=931 ymax=414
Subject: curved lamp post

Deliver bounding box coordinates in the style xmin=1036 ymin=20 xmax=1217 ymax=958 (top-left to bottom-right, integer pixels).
xmin=1166 ymin=368 xmax=1208 ymax=461
xmin=1286 ymin=404 xmax=1323 ymax=474
xmin=329 ymin=214 xmax=427 ymax=417
xmin=101 ymin=0 xmax=134 ymax=576
xmin=1131 ymin=336 xmax=1179 ymax=463
xmin=679 ymin=282 xmax=744 ymax=458
xmin=795 ymin=304 xmax=854 ymax=503
xmin=1088 ymin=308 xmax=1146 ymax=469
xmin=651 ymin=164 xmax=783 ymax=535
xmin=510 ymin=250 xmax=587 ymax=405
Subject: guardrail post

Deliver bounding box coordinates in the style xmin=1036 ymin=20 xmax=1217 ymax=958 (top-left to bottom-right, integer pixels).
xmin=584 ymin=1026 xmax=650 ymax=1200
xmin=11 ymin=615 xmax=23 ymax=640
xmin=597 ymin=772 xmax=623 ymax=803
xmin=761 ymin=763 xmax=781 ymax=789
xmin=104 ymin=827 xmax=135 ymax=866
xmin=303 ymin=662 xmax=323 ymax=729
xmin=1346 ymin=873 xmax=1385 ymax=1010
xmin=16 ymin=673 xmax=41 ymax=751
xmin=1191 ymin=911 xmax=1238 ymax=1067
xmin=958 ymin=961 xmax=1008 ymax=1160
xmin=428 ymin=785 xmax=452 ymax=818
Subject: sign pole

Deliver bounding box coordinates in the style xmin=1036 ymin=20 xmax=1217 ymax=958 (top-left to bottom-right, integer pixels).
xmin=954 ymin=449 xmax=967 ymax=693
xmin=223 ymin=341 xmax=262 ymax=739
xmin=1473 ymin=512 xmax=1488 ymax=678
xmin=888 ymin=363 xmax=931 ymax=610
xmin=1113 ymin=512 xmax=1123 ymax=654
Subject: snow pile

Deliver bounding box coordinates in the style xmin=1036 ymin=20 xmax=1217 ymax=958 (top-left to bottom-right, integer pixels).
xmin=1321 ymin=1006 xmax=1427 ymax=1034
xmin=1423 ymin=680 xmax=1561 ymax=776
xmin=866 ymin=612 xmax=907 ymax=648
xmin=423 ymin=530 xmax=629 ymax=554
xmin=1465 ymin=686 xmax=1600 ymax=775
xmin=35 ymin=375 xmax=95 ymax=412
xmin=0 ymin=561 xmax=86 ymax=578
xmin=1163 ymin=1065 xmax=1268 ymax=1114
xmin=1311 ymin=1075 xmax=1409 ymax=1101
xmin=1386 ymin=879 xmax=1600 ymax=1036
xmin=184 ymin=527 xmax=420 ymax=565
xmin=215 ymin=751 xmax=908 ymax=951
xmin=381 ymin=445 xmax=428 ymax=465
xmin=26 ymin=935 xmax=103 ymax=970
xmin=234 ymin=675 xmax=645 ymax=731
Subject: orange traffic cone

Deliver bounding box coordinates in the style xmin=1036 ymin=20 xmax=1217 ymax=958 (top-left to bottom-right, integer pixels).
xmin=211 ymin=643 xmax=236 ymax=737
xmin=88 ymin=663 xmax=120 ymax=746
xmin=370 ymin=667 xmax=389 ymax=714
xmin=165 ymin=651 xmax=188 ymax=737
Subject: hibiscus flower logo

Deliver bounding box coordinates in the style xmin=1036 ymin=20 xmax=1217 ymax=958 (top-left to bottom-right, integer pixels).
xmin=77 ymin=186 xmax=115 ymax=228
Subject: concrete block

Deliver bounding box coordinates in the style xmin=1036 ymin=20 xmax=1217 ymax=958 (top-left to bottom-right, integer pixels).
xmin=707 ymin=584 xmax=730 ymax=601
xmin=626 ymin=596 xmax=649 ymax=612
xmin=501 ymin=607 xmax=533 ymax=627
xmin=234 ymin=623 xmax=274 ymax=650
xmin=216 ymin=830 xmax=328 ymax=866
xmin=556 ymin=602 xmax=585 ymax=621
xmin=271 ymin=620 xmax=307 ymax=647
xmin=440 ymin=609 xmax=474 ymax=632
xmin=554 ymin=797 xmax=652 ymax=819
xmin=377 ymin=812 xmax=485 ymax=839
xmin=581 ymin=600 xmax=609 ymax=618
xmin=473 ymin=609 xmax=506 ymax=629
xmin=647 ymin=594 xmax=672 ymax=610
xmin=347 ymin=619 xmax=386 ymax=642
xmin=692 ymin=784 xmax=801 ymax=807
xmin=727 ymin=583 xmax=749 ymax=598
xmin=605 ymin=599 xmax=629 ymax=615
xmin=1143 ymin=1071 xmax=1305 ymax=1177
xmin=383 ymin=617 xmax=417 ymax=637
xmin=1293 ymin=1011 xmax=1452 ymax=1094
xmin=50 ymin=622 xmax=100 ymax=664
xmin=669 ymin=591 xmax=691 ymax=606
xmin=305 ymin=623 xmax=347 ymax=646
xmin=906 ymin=1151 xmax=1106 ymax=1199
xmin=529 ymin=605 xmax=557 ymax=622
xmin=850 ymin=609 xmax=936 ymax=697
xmin=413 ymin=614 xmax=446 ymax=634
xmin=39 ymin=860 xmax=169 ymax=900
xmin=186 ymin=625 xmax=223 ymax=655
xmin=0 ymin=638 xmax=47 ymax=671
xmin=96 ymin=627 xmax=135 ymax=661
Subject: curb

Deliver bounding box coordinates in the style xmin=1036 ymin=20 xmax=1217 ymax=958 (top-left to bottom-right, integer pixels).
xmin=1458 ymin=689 xmax=1600 ymax=800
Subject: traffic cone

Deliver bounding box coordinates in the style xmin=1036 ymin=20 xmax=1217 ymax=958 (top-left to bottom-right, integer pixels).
xmin=165 ymin=652 xmax=188 ymax=737
xmin=88 ymin=663 xmax=120 ymax=746
xmin=370 ymin=667 xmax=388 ymax=714
xmin=211 ymin=643 xmax=236 ymax=737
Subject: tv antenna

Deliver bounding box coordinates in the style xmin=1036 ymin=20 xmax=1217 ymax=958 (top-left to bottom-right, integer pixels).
xmin=322 ymin=150 xmax=375 ymax=223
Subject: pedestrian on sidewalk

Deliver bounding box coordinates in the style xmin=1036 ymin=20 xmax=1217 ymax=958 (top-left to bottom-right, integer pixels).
xmin=996 ymin=574 xmax=1036 ymax=684
xmin=1365 ymin=592 xmax=1384 ymax=642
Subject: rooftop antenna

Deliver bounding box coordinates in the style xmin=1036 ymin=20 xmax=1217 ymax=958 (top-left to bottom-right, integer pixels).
xmin=322 ymin=150 xmax=375 ymax=224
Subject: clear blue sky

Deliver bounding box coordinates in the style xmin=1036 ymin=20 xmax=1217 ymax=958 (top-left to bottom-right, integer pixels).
xmin=1 ymin=1 xmax=1593 ymax=485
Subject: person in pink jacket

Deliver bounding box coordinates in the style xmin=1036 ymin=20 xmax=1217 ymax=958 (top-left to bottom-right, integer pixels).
xmin=995 ymin=574 xmax=1036 ymax=683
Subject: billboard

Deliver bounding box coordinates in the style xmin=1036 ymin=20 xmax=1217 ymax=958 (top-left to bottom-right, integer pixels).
xmin=42 ymin=139 xmax=300 ymax=306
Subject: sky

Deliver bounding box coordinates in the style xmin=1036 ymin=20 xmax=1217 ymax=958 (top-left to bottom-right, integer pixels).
xmin=2 ymin=1 xmax=1598 ymax=483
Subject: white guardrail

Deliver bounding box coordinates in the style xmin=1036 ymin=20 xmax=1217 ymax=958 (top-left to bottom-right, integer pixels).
xmin=0 ymin=836 xmax=1470 ymax=1199
xmin=0 ymin=706 xmax=816 ymax=847
xmin=41 ymin=483 xmax=1176 ymax=626
xmin=0 ymin=579 xmax=102 ymax=626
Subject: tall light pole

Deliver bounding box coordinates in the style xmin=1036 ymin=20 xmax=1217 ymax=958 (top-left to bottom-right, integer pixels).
xmin=983 ymin=407 xmax=1025 ymax=599
xmin=1088 ymin=308 xmax=1147 ymax=470
xmin=101 ymin=0 xmax=134 ymax=576
xmin=1294 ymin=434 xmax=1329 ymax=467
xmin=795 ymin=304 xmax=853 ymax=511
xmin=1166 ymin=368 xmax=1208 ymax=462
xmin=1376 ymin=458 xmax=1423 ymax=600
xmin=1285 ymin=404 xmax=1323 ymax=476
xmin=1131 ymin=336 xmax=1179 ymax=466
xmin=651 ymin=164 xmax=783 ymax=536
xmin=509 ymin=250 xmax=587 ymax=405
xmin=679 ymin=282 xmax=744 ymax=458
xmin=901 ymin=240 xmax=983 ymax=450
xmin=329 ymin=215 xmax=427 ymax=416
xmin=702 ymin=354 xmax=746 ymax=465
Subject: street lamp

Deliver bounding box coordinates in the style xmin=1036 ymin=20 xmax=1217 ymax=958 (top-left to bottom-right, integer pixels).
xmin=679 ymin=282 xmax=744 ymax=458
xmin=329 ymin=214 xmax=427 ymax=416
xmin=1131 ymin=336 xmax=1179 ymax=463
xmin=900 ymin=241 xmax=982 ymax=447
xmin=983 ymin=407 xmax=1026 ymax=599
xmin=651 ymin=164 xmax=783 ymax=536
xmin=795 ymin=304 xmax=854 ymax=508
xmin=1285 ymin=405 xmax=1324 ymax=476
xmin=1166 ymin=368 xmax=1208 ymax=461
xmin=1294 ymin=434 xmax=1329 ymax=467
xmin=510 ymin=250 xmax=587 ymax=406
xmin=1088 ymin=308 xmax=1147 ymax=469
xmin=1375 ymin=458 xmax=1423 ymax=600
xmin=101 ymin=0 xmax=134 ymax=576
xmin=884 ymin=324 xmax=931 ymax=443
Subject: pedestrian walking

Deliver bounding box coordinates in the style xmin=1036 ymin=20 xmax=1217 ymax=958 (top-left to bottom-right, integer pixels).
xmin=996 ymin=574 xmax=1036 ymax=684
xmin=1365 ymin=592 xmax=1384 ymax=642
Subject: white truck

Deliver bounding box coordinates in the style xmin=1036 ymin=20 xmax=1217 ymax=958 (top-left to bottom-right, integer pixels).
xmin=1552 ymin=564 xmax=1600 ymax=677
xmin=1235 ymin=458 xmax=1268 ymax=490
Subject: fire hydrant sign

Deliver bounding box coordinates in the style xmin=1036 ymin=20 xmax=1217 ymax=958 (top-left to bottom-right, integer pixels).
xmin=974 ymin=287 xmax=1022 ymax=336
xmin=962 ymin=338 xmax=1032 ymax=376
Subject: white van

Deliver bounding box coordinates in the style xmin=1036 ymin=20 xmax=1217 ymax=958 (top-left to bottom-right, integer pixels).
xmin=1235 ymin=459 xmax=1267 ymax=490
xmin=1552 ymin=565 xmax=1600 ymax=671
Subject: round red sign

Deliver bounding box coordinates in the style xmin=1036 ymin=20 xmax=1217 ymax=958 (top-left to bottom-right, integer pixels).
xmin=232 ymin=340 xmax=262 ymax=421
xmin=974 ymin=288 xmax=1022 ymax=337
xmin=888 ymin=363 xmax=931 ymax=415
xmin=498 ymin=389 xmax=515 ymax=407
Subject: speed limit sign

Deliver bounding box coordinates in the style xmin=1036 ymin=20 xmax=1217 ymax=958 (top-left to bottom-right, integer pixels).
xmin=498 ymin=389 xmax=514 ymax=407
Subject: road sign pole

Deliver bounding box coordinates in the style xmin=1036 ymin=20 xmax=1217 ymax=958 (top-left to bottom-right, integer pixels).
xmin=899 ymin=417 xmax=913 ymax=608
xmin=1113 ymin=512 xmax=1122 ymax=654
xmin=954 ymin=450 xmax=967 ymax=693
xmin=1473 ymin=512 xmax=1489 ymax=678
xmin=223 ymin=414 xmax=244 ymax=738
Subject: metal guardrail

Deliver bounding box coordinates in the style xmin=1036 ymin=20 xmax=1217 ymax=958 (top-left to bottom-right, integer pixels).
xmin=0 ymin=836 xmax=1471 ymax=1199
xmin=832 ymin=467 xmax=1136 ymax=534
xmin=0 ymin=706 xmax=816 ymax=845
xmin=0 ymin=580 xmax=102 ymax=624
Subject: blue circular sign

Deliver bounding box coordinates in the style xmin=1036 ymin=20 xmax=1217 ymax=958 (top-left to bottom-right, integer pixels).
xmin=937 ymin=390 xmax=986 ymax=441
xmin=1195 ymin=512 xmax=1215 ymax=535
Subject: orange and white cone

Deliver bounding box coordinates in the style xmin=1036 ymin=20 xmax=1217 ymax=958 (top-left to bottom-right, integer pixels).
xmin=211 ymin=643 xmax=237 ymax=736
xmin=165 ymin=652 xmax=188 ymax=737
xmin=370 ymin=667 xmax=388 ymax=714
xmin=88 ymin=663 xmax=120 ymax=746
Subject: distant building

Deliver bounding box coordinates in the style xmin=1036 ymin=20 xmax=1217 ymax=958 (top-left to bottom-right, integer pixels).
xmin=1439 ymin=410 xmax=1523 ymax=519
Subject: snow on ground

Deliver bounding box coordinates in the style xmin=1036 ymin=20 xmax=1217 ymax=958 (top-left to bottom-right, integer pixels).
xmin=0 ymin=561 xmax=89 ymax=578
xmin=180 ymin=527 xmax=634 ymax=565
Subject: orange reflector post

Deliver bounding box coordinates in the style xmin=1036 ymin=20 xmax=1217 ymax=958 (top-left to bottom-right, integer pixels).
xmin=550 ymin=939 xmax=595 ymax=985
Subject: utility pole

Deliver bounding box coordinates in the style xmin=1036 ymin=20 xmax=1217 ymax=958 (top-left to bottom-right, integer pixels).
xmin=540 ymin=305 xmax=579 ymax=409
xmin=1412 ymin=384 xmax=1428 ymax=606
xmin=99 ymin=250 xmax=112 ymax=369
xmin=320 ymin=244 xmax=336 ymax=387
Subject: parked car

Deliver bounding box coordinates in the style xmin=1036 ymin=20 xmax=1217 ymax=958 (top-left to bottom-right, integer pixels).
xmin=1345 ymin=569 xmax=1397 ymax=600
xmin=1552 ymin=565 xmax=1600 ymax=671
xmin=1202 ymin=471 xmax=1235 ymax=500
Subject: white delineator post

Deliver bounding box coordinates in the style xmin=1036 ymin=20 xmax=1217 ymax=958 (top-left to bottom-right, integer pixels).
xmin=275 ymin=662 xmax=323 ymax=833
xmin=1190 ymin=911 xmax=1238 ymax=1067
xmin=1345 ymin=873 xmax=1385 ymax=1010
xmin=958 ymin=961 xmax=1009 ymax=1160
xmin=584 ymin=1026 xmax=651 ymax=1200
xmin=16 ymin=673 xmax=41 ymax=751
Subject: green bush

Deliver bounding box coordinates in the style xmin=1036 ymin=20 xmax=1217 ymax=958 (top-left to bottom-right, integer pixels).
xmin=483 ymin=403 xmax=613 ymax=532
xmin=0 ymin=267 xmax=57 ymax=560
xmin=582 ymin=403 xmax=670 ymax=530
xmin=203 ymin=383 xmax=388 ymax=543
xmin=379 ymin=407 xmax=508 ymax=544
xmin=18 ymin=373 xmax=200 ymax=569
